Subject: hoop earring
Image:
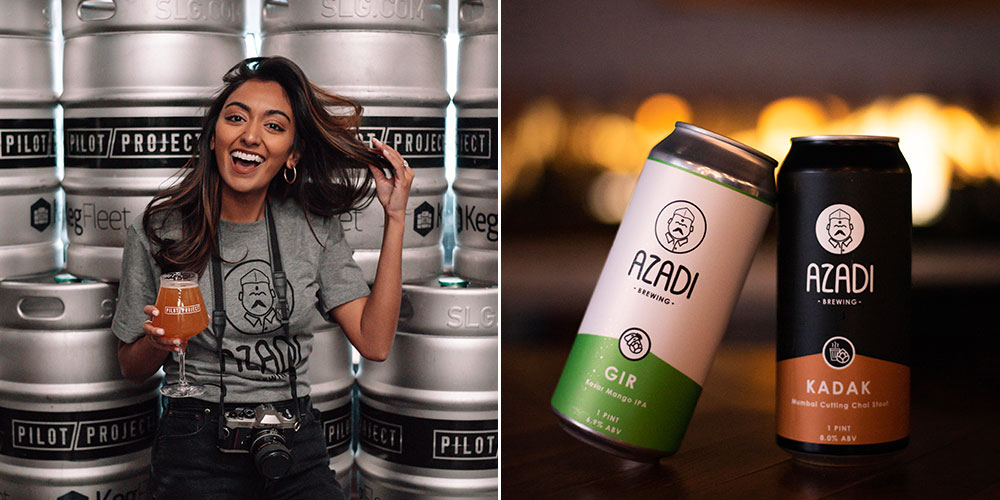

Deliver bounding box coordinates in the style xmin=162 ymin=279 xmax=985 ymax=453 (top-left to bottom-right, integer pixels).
xmin=284 ymin=165 xmax=297 ymax=184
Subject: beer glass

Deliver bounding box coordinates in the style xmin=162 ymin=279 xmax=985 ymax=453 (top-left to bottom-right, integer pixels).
xmin=154 ymin=272 xmax=210 ymax=398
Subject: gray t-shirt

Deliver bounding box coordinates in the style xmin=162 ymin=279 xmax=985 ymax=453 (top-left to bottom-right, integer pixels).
xmin=111 ymin=198 xmax=369 ymax=403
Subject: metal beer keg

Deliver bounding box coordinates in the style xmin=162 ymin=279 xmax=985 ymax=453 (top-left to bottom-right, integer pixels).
xmin=0 ymin=0 xmax=62 ymax=279
xmin=0 ymin=277 xmax=162 ymax=499
xmin=309 ymin=315 xmax=355 ymax=491
xmin=61 ymin=0 xmax=247 ymax=281
xmin=356 ymin=277 xmax=498 ymax=499
xmin=260 ymin=0 xmax=449 ymax=284
xmin=452 ymin=0 xmax=498 ymax=284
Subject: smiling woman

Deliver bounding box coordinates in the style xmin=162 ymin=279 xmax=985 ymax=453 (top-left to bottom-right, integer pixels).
xmin=141 ymin=58 xmax=394 ymax=272
xmin=212 ymin=80 xmax=301 ymax=220
xmin=110 ymin=57 xmax=415 ymax=500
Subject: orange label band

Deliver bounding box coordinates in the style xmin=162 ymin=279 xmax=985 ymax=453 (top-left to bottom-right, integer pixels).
xmin=777 ymin=354 xmax=909 ymax=445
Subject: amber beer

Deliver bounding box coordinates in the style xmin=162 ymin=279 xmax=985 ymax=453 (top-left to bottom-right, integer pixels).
xmin=153 ymin=279 xmax=209 ymax=343
xmin=777 ymin=136 xmax=911 ymax=465
xmin=153 ymin=272 xmax=209 ymax=398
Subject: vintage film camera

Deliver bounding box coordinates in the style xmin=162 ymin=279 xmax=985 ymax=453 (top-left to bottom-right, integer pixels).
xmin=218 ymin=404 xmax=300 ymax=479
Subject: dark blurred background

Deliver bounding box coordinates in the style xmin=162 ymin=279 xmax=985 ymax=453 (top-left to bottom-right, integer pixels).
xmin=501 ymin=0 xmax=1000 ymax=352
xmin=500 ymin=2 xmax=1000 ymax=494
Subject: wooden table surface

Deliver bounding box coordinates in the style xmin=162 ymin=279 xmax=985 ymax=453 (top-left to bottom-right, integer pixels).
xmin=501 ymin=341 xmax=1000 ymax=499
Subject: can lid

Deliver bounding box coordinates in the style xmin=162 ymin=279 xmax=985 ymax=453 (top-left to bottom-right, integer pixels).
xmin=651 ymin=122 xmax=779 ymax=204
xmin=675 ymin=122 xmax=778 ymax=167
xmin=792 ymin=135 xmax=899 ymax=144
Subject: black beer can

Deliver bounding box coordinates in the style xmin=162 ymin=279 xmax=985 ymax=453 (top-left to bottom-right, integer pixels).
xmin=776 ymin=136 xmax=911 ymax=465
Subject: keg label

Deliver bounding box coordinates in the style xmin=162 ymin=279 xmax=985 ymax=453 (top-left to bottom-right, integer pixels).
xmin=357 ymin=116 xmax=445 ymax=169
xmin=10 ymin=421 xmax=76 ymax=450
xmin=155 ymin=0 xmax=242 ymax=22
xmin=777 ymin=168 xmax=910 ymax=448
xmin=413 ymin=201 xmax=436 ymax=237
xmin=359 ymin=401 xmax=497 ymax=470
xmin=321 ymin=0 xmax=436 ymax=21
xmin=31 ymin=198 xmax=53 ymax=232
xmin=339 ymin=194 xmax=444 ymax=248
xmin=0 ymin=399 xmax=158 ymax=461
xmin=0 ymin=119 xmax=56 ymax=169
xmin=433 ymin=429 xmax=499 ymax=460
xmin=320 ymin=404 xmax=352 ymax=457
xmin=11 ymin=481 xmax=149 ymax=500
xmin=457 ymin=117 xmax=497 ymax=169
xmin=455 ymin=199 xmax=498 ymax=245
xmin=65 ymin=197 xmax=141 ymax=243
xmin=551 ymin=157 xmax=773 ymax=453
xmin=65 ymin=116 xmax=201 ymax=169
xmin=445 ymin=302 xmax=498 ymax=330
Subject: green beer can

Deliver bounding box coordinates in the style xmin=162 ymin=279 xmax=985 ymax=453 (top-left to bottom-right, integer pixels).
xmin=551 ymin=122 xmax=777 ymax=461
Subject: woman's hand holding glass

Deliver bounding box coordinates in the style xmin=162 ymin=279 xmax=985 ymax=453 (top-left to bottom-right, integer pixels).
xmin=149 ymin=271 xmax=210 ymax=398
xmin=143 ymin=305 xmax=185 ymax=353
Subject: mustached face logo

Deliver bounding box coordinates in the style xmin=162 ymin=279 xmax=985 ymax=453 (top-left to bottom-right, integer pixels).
xmin=225 ymin=260 xmax=295 ymax=335
xmin=618 ymin=327 xmax=651 ymax=361
xmin=815 ymin=204 xmax=865 ymax=255
xmin=655 ymin=200 xmax=707 ymax=254
xmin=241 ymin=269 xmax=274 ymax=314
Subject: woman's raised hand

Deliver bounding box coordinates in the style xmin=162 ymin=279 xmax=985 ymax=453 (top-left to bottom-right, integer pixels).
xmin=369 ymin=138 xmax=414 ymax=219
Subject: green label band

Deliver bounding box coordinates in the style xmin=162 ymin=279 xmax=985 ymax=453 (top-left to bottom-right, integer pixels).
xmin=551 ymin=334 xmax=702 ymax=453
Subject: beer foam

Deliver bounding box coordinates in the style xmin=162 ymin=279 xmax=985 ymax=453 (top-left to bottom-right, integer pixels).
xmin=161 ymin=271 xmax=200 ymax=288
xmin=164 ymin=280 xmax=199 ymax=288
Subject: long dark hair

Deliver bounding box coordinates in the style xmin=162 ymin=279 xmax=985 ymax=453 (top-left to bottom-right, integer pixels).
xmin=143 ymin=56 xmax=388 ymax=274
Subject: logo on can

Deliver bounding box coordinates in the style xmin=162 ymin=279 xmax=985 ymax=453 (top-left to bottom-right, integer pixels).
xmin=618 ymin=328 xmax=651 ymax=361
xmin=655 ymin=200 xmax=706 ymax=254
xmin=815 ymin=204 xmax=865 ymax=255
xmin=822 ymin=336 xmax=856 ymax=369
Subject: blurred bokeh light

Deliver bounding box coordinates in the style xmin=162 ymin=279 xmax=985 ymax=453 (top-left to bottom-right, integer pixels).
xmin=503 ymin=93 xmax=1000 ymax=227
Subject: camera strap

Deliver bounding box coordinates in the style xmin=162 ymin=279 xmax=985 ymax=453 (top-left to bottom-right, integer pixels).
xmin=211 ymin=233 xmax=227 ymax=441
xmin=210 ymin=200 xmax=302 ymax=442
xmin=263 ymin=201 xmax=302 ymax=422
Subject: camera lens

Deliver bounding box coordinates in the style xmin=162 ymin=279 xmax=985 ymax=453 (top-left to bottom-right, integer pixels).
xmin=251 ymin=431 xmax=292 ymax=480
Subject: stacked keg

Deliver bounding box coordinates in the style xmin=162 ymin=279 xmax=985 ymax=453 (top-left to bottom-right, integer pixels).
xmin=453 ymin=0 xmax=498 ymax=285
xmin=356 ymin=278 xmax=498 ymax=499
xmin=0 ymin=278 xmax=162 ymax=499
xmin=260 ymin=0 xmax=449 ymax=284
xmin=308 ymin=313 xmax=357 ymax=490
xmin=0 ymin=0 xmax=62 ymax=279
xmin=61 ymin=0 xmax=247 ymax=281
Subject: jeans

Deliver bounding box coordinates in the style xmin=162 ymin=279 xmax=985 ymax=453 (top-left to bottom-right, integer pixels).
xmin=150 ymin=396 xmax=346 ymax=500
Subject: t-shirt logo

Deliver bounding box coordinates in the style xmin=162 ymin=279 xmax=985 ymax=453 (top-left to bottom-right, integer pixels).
xmin=225 ymin=260 xmax=295 ymax=335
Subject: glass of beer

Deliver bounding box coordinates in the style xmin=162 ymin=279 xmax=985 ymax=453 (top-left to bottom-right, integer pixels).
xmin=154 ymin=272 xmax=210 ymax=398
